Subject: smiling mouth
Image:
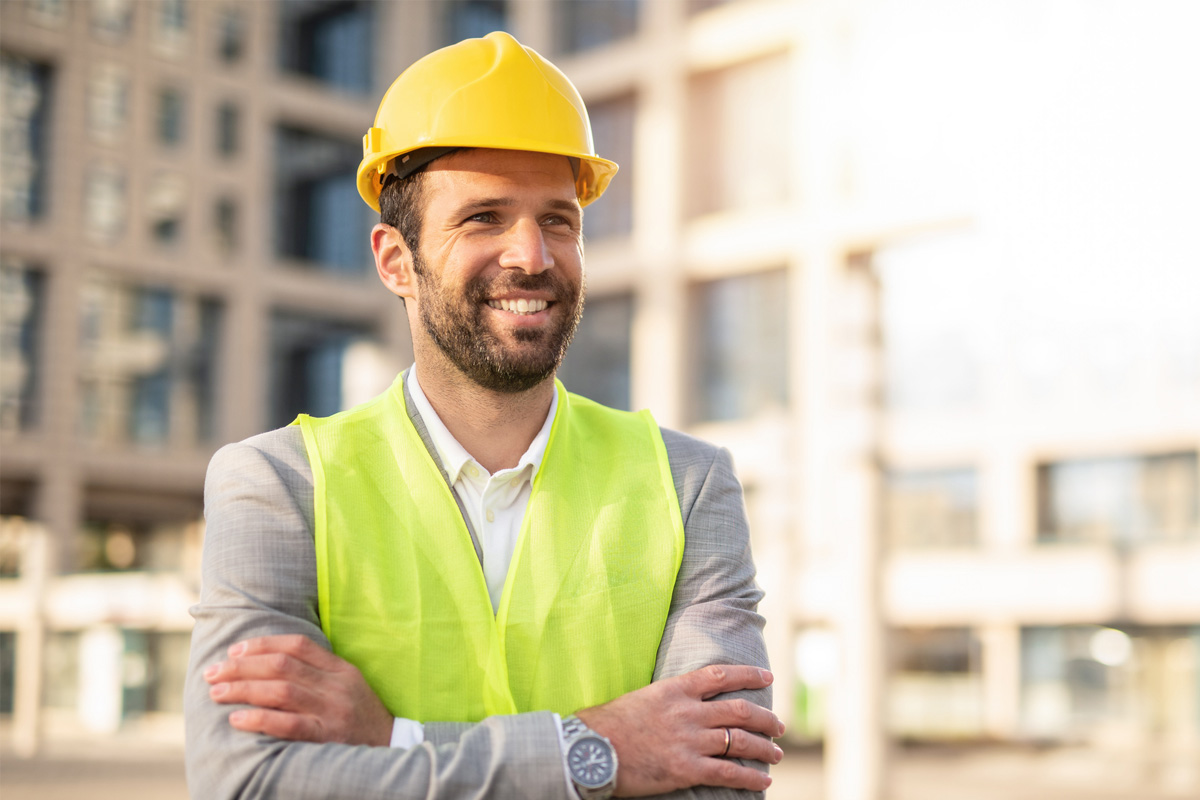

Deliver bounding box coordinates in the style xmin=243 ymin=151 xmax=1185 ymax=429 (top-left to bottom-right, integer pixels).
xmin=487 ymin=298 xmax=549 ymax=315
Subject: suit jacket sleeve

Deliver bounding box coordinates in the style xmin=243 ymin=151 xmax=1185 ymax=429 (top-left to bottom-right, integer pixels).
xmin=184 ymin=425 xmax=769 ymax=799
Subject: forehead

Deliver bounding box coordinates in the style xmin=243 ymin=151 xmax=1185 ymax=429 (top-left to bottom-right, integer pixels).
xmin=422 ymin=148 xmax=578 ymax=205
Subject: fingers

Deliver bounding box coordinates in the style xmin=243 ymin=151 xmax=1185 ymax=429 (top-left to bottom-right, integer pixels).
xmin=679 ymin=664 xmax=773 ymax=700
xmin=710 ymin=726 xmax=784 ymax=766
xmin=228 ymin=634 xmax=336 ymax=669
xmin=701 ymin=696 xmax=785 ymax=738
xmin=228 ymin=707 xmax=323 ymax=742
xmin=204 ymin=651 xmax=324 ymax=686
xmin=693 ymin=757 xmax=774 ymax=793
xmin=209 ymin=677 xmax=319 ymax=712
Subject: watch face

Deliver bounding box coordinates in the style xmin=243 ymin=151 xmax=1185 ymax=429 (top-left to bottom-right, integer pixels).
xmin=568 ymin=736 xmax=615 ymax=789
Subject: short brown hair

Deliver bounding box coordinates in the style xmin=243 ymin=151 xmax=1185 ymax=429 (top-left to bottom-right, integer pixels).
xmin=379 ymin=169 xmax=428 ymax=261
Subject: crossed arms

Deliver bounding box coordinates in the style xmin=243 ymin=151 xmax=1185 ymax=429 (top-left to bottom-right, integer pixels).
xmin=184 ymin=425 xmax=780 ymax=798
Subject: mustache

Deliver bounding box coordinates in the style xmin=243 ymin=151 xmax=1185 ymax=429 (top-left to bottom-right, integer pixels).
xmin=466 ymin=271 xmax=572 ymax=302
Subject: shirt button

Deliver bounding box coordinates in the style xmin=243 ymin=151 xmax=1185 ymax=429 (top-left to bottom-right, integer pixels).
xmin=467 ymin=465 xmax=479 ymax=478
xmin=486 ymin=510 xmax=495 ymax=523
xmin=510 ymin=477 xmax=521 ymax=488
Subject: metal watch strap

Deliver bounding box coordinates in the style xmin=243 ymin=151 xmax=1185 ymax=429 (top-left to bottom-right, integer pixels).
xmin=562 ymin=714 xmax=591 ymax=741
xmin=562 ymin=714 xmax=618 ymax=800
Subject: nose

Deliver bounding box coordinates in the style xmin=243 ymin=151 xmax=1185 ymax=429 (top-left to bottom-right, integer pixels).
xmin=498 ymin=218 xmax=554 ymax=274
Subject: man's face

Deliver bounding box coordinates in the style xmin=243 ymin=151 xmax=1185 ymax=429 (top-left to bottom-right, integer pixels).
xmin=409 ymin=149 xmax=585 ymax=393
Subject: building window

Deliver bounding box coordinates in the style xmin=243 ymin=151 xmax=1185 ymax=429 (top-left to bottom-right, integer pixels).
xmin=87 ymin=63 xmax=130 ymax=145
xmin=889 ymin=627 xmax=983 ymax=739
xmin=78 ymin=278 xmax=221 ymax=447
xmin=875 ymin=233 xmax=983 ymax=413
xmin=0 ymin=53 xmax=52 ymax=223
xmin=77 ymin=491 xmax=202 ymax=574
xmin=213 ymin=196 xmax=238 ymax=255
xmin=558 ymin=0 xmax=639 ymax=53
xmin=90 ymin=0 xmax=133 ymax=41
xmin=689 ymin=269 xmax=789 ymax=423
xmin=274 ymin=126 xmax=370 ymax=273
xmin=686 ymin=53 xmax=791 ymax=218
xmin=279 ymin=1 xmax=373 ymax=94
xmin=558 ymin=293 xmax=634 ymax=411
xmin=686 ymin=0 xmax=736 ymax=15
xmin=215 ymin=101 xmax=239 ymax=156
xmin=84 ymin=162 xmax=126 ymax=241
xmin=156 ymin=87 xmax=185 ymax=146
xmin=1038 ymin=452 xmax=1199 ymax=546
xmin=153 ymin=0 xmax=189 ymax=57
xmin=215 ymin=4 xmax=245 ymax=63
xmin=583 ymin=94 xmax=635 ymax=241
xmin=0 ymin=260 xmax=44 ymax=432
xmin=24 ymin=0 xmax=66 ymax=28
xmin=147 ymin=172 xmax=187 ymax=246
xmin=442 ymin=0 xmax=508 ymax=46
xmin=885 ymin=468 xmax=978 ymax=549
xmin=269 ymin=312 xmax=375 ymax=427
xmin=0 ymin=630 xmax=14 ymax=714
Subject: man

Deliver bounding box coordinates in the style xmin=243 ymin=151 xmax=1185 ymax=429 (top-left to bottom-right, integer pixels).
xmin=185 ymin=32 xmax=781 ymax=799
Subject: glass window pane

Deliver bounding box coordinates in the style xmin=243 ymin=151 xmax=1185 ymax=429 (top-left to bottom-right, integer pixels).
xmin=87 ymin=63 xmax=130 ymax=145
xmin=0 ymin=260 xmax=44 ymax=432
xmin=78 ymin=277 xmax=222 ymax=447
xmin=583 ymin=94 xmax=635 ymax=241
xmin=558 ymin=293 xmax=634 ymax=411
xmin=216 ymin=4 xmax=245 ymax=63
xmin=84 ymin=162 xmax=126 ymax=241
xmin=156 ymin=87 xmax=185 ymax=145
xmin=279 ymin=1 xmax=373 ymax=93
xmin=690 ymin=269 xmax=789 ymax=423
xmin=268 ymin=311 xmax=376 ymax=427
xmin=274 ymin=126 xmax=371 ymax=273
xmin=686 ymin=53 xmax=791 ymax=218
xmin=0 ymin=53 xmax=52 ymax=222
xmin=216 ymin=101 xmax=239 ymax=156
xmin=442 ymin=0 xmax=509 ymax=46
xmin=1038 ymin=452 xmax=1199 ymax=545
xmin=153 ymin=0 xmax=189 ymax=57
xmin=885 ymin=468 xmax=978 ymax=549
xmin=147 ymin=171 xmax=187 ymax=246
xmin=875 ymin=233 xmax=984 ymax=412
xmin=91 ymin=0 xmax=133 ymax=41
xmin=558 ymin=0 xmax=639 ymax=53
xmin=25 ymin=0 xmax=67 ymax=28
xmin=213 ymin=196 xmax=238 ymax=256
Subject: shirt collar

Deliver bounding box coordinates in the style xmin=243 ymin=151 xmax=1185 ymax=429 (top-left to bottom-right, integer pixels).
xmin=406 ymin=363 xmax=558 ymax=484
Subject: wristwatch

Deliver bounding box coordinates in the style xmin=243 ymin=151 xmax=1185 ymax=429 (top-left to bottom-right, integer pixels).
xmin=561 ymin=714 xmax=618 ymax=800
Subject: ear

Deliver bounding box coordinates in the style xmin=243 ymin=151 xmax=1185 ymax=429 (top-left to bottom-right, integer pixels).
xmin=373 ymin=224 xmax=418 ymax=301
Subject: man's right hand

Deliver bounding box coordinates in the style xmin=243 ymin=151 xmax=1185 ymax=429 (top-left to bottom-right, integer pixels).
xmin=576 ymin=665 xmax=783 ymax=797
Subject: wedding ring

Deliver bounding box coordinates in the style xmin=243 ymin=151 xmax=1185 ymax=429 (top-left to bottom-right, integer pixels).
xmin=721 ymin=726 xmax=732 ymax=758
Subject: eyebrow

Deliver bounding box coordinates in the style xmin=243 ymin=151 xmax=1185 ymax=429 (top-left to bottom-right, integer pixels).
xmin=450 ymin=197 xmax=581 ymax=218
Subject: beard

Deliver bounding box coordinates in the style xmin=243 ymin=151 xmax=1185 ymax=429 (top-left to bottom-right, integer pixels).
xmin=414 ymin=250 xmax=585 ymax=393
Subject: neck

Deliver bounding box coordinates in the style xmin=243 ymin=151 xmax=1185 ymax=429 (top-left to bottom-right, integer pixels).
xmin=413 ymin=349 xmax=556 ymax=475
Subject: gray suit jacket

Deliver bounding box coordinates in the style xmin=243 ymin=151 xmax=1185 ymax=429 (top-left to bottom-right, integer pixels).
xmin=185 ymin=384 xmax=770 ymax=799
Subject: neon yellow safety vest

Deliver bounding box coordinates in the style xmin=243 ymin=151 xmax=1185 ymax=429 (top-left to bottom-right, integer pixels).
xmin=295 ymin=374 xmax=685 ymax=722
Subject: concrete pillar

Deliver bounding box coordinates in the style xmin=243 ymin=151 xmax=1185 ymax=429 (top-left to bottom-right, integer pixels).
xmin=823 ymin=261 xmax=888 ymax=800
xmin=980 ymin=623 xmax=1021 ymax=739
xmin=630 ymin=0 xmax=686 ymax=426
xmin=12 ymin=522 xmax=48 ymax=758
xmin=78 ymin=625 xmax=124 ymax=734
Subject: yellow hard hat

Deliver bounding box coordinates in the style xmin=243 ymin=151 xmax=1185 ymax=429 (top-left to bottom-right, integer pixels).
xmin=357 ymin=31 xmax=619 ymax=212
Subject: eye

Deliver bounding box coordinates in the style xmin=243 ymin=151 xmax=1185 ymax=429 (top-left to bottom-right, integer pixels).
xmin=541 ymin=214 xmax=577 ymax=229
xmin=466 ymin=211 xmax=496 ymax=224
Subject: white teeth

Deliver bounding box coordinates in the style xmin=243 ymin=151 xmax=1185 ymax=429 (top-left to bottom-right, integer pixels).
xmin=488 ymin=298 xmax=548 ymax=315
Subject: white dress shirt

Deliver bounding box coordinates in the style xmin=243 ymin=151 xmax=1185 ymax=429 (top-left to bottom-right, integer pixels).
xmin=389 ymin=366 xmax=566 ymax=767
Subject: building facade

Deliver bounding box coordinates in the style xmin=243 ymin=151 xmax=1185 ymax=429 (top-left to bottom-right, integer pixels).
xmin=1 ymin=2 xmax=1198 ymax=789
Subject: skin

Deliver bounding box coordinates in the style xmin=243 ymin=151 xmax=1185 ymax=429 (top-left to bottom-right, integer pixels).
xmin=205 ymin=148 xmax=783 ymax=796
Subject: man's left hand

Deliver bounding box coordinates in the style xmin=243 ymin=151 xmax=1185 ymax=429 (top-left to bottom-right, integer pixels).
xmin=204 ymin=634 xmax=393 ymax=746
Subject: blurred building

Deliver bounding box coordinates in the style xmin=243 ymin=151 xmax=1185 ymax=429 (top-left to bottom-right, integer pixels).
xmin=1 ymin=1 xmax=1197 ymax=787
